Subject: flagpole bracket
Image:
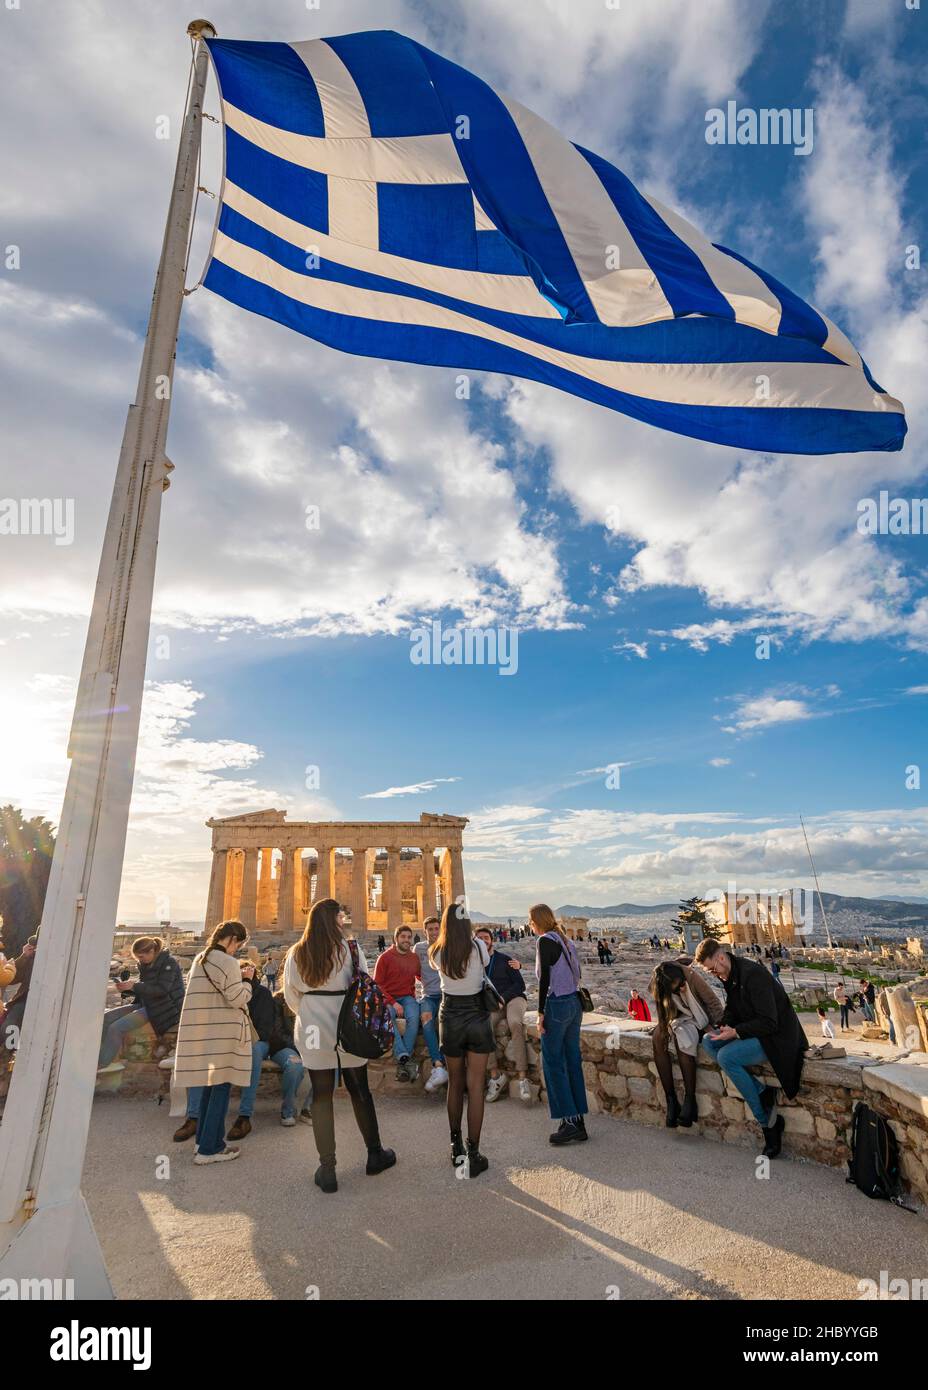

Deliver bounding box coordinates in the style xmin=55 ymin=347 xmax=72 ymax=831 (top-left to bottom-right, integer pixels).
xmin=187 ymin=20 xmax=217 ymax=41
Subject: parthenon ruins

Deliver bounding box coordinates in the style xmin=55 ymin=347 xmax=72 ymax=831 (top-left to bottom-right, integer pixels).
xmin=203 ymin=810 xmax=468 ymax=936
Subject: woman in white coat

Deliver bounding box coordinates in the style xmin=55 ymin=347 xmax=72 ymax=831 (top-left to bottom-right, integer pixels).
xmin=173 ymin=919 xmax=254 ymax=1163
xmin=283 ymin=897 xmax=396 ymax=1194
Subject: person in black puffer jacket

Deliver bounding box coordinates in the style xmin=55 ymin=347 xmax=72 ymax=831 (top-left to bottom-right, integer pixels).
xmin=225 ymin=978 xmax=308 ymax=1139
xmin=97 ymin=937 xmax=183 ymax=1072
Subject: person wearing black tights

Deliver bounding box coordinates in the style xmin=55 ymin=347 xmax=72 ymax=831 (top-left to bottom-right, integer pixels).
xmin=283 ymin=897 xmax=396 ymax=1194
xmin=430 ymin=903 xmax=494 ymax=1177
xmin=649 ymin=959 xmax=725 ymax=1128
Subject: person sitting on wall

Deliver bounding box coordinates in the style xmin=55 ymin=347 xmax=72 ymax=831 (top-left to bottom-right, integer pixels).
xmin=97 ymin=935 xmax=184 ymax=1075
xmin=649 ymin=958 xmax=724 ymax=1127
xmin=695 ymin=937 xmax=809 ymax=1159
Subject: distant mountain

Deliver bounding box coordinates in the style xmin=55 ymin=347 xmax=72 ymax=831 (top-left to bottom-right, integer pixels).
xmin=543 ymin=893 xmax=928 ymax=927
xmin=555 ymin=902 xmax=676 ymax=918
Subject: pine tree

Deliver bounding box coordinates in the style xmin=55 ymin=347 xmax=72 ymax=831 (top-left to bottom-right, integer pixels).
xmin=672 ymin=896 xmax=722 ymax=942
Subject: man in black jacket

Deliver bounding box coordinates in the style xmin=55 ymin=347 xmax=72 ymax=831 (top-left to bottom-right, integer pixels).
xmin=695 ymin=938 xmax=808 ymax=1159
xmin=97 ymin=936 xmax=184 ymax=1073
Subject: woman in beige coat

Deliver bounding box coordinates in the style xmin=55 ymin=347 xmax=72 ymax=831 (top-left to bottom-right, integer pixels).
xmin=173 ymin=919 xmax=254 ymax=1164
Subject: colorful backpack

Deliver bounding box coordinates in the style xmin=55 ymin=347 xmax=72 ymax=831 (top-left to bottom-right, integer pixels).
xmin=336 ymin=939 xmax=395 ymax=1060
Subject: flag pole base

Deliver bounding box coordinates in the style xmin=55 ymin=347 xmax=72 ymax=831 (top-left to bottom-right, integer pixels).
xmin=0 ymin=1193 xmax=114 ymax=1299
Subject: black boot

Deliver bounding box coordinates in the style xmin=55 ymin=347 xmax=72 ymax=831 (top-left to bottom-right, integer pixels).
xmin=314 ymin=1160 xmax=338 ymax=1193
xmin=664 ymin=1092 xmax=681 ymax=1128
xmin=365 ymin=1146 xmax=397 ymax=1176
xmin=450 ymin=1128 xmax=466 ymax=1167
xmin=465 ymin=1138 xmax=489 ymax=1177
xmin=678 ymin=1095 xmax=698 ymax=1128
xmin=762 ymin=1113 xmax=785 ymax=1159
xmin=549 ymin=1118 xmax=584 ymax=1145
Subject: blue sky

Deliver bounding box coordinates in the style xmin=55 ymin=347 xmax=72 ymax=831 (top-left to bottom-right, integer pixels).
xmin=1 ymin=0 xmax=926 ymax=919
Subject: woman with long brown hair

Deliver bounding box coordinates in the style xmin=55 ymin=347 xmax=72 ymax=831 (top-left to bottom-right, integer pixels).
xmin=530 ymin=903 xmax=589 ymax=1145
xmin=173 ymin=919 xmax=255 ymax=1164
xmin=283 ymin=897 xmax=395 ymax=1194
xmin=429 ymin=902 xmax=494 ymax=1176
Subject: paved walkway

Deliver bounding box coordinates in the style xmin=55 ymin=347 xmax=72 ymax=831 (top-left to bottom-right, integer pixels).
xmin=84 ymin=1090 xmax=925 ymax=1301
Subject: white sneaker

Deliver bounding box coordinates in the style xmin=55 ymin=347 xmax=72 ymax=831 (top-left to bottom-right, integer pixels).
xmin=485 ymin=1074 xmax=507 ymax=1102
xmin=193 ymin=1146 xmax=240 ymax=1165
xmin=518 ymin=1078 xmax=532 ymax=1102
xmin=425 ymin=1064 xmax=448 ymax=1092
xmin=96 ymin=1062 xmax=125 ymax=1075
xmin=280 ymin=1115 xmax=297 ymax=1127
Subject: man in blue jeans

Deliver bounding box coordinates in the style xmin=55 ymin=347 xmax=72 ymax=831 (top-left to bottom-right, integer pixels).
xmin=414 ymin=917 xmax=448 ymax=1092
xmin=696 ymin=938 xmax=809 ymax=1160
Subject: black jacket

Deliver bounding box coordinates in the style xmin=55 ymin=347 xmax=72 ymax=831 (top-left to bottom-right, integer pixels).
xmin=721 ymin=954 xmax=808 ymax=1097
xmin=129 ymin=950 xmax=184 ymax=1036
xmin=487 ymin=950 xmax=527 ymax=1005
xmin=247 ymin=981 xmax=276 ymax=1045
xmin=268 ymin=996 xmax=296 ymax=1056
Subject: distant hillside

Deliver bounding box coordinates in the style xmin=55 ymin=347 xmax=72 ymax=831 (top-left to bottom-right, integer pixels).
xmin=556 ymin=902 xmax=676 ymax=918
xmin=551 ymin=893 xmax=928 ymax=928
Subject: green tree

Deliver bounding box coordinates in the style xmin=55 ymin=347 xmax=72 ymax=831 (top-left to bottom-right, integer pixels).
xmin=672 ymin=896 xmax=722 ymax=942
xmin=0 ymin=804 xmax=55 ymax=956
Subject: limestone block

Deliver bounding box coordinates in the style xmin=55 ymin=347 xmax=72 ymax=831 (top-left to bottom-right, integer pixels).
xmin=616 ymin=1031 xmax=656 ymax=1062
xmin=627 ymin=1076 xmax=656 ymax=1103
xmin=600 ymin=1072 xmax=629 ymax=1101
xmin=585 ymin=1090 xmax=603 ymax=1116
xmin=695 ymin=1068 xmax=725 ymax=1095
xmin=720 ymin=1096 xmax=748 ymax=1122
xmin=815 ymin=1116 xmax=837 ymax=1141
xmin=887 ymin=985 xmax=922 ymax=1053
xmin=802 ymin=1058 xmax=867 ymax=1089
xmin=862 ymin=1062 xmax=928 ymax=1120
xmin=782 ymin=1106 xmax=815 ymax=1135
xmin=617 ymin=1058 xmax=651 ymax=1078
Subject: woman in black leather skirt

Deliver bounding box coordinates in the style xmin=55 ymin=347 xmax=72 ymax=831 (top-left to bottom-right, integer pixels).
xmin=430 ymin=903 xmax=494 ymax=1177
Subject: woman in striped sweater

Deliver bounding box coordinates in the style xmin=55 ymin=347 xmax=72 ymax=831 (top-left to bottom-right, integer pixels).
xmin=173 ymin=920 xmax=254 ymax=1164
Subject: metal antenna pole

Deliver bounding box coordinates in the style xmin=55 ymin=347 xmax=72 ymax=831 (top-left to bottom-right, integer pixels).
xmin=800 ymin=812 xmax=833 ymax=951
xmin=0 ymin=20 xmax=216 ymax=1297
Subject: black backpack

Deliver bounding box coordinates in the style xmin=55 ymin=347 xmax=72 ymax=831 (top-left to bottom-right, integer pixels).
xmin=846 ymin=1102 xmax=914 ymax=1210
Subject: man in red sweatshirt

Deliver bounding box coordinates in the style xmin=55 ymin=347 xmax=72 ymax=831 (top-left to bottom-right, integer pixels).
xmin=628 ymin=989 xmax=652 ymax=1023
xmin=373 ymin=925 xmax=429 ymax=1082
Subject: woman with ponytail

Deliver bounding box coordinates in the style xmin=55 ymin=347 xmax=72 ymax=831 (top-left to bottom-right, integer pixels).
xmin=530 ymin=904 xmax=589 ymax=1146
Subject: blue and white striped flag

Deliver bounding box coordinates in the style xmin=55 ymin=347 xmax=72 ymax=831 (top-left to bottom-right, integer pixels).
xmin=203 ymin=31 xmax=905 ymax=455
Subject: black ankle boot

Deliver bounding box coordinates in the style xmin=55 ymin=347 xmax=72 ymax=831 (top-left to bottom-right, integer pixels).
xmin=450 ymin=1129 xmax=466 ymax=1167
xmin=465 ymin=1139 xmax=489 ymax=1177
xmin=314 ymin=1160 xmax=337 ymax=1193
xmin=679 ymin=1095 xmax=698 ymax=1128
xmin=665 ymin=1092 xmax=681 ymax=1128
xmin=366 ymin=1146 xmax=397 ymax=1176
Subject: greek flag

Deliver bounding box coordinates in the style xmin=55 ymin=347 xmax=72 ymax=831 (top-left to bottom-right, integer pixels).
xmin=203 ymin=31 xmax=905 ymax=455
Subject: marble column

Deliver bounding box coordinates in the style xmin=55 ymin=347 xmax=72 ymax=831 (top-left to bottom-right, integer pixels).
xmin=316 ymin=844 xmax=332 ymax=900
xmin=277 ymin=846 xmax=295 ymax=931
xmin=256 ymin=847 xmax=274 ymax=926
xmin=386 ymin=847 xmax=402 ymax=930
xmin=293 ymin=850 xmax=305 ymax=924
xmin=449 ymin=845 xmax=466 ymax=905
xmin=225 ymin=849 xmax=244 ymax=919
xmin=239 ymin=847 xmax=259 ymax=930
xmin=351 ymin=848 xmax=368 ymax=933
xmin=420 ymin=845 xmax=436 ymax=924
xmin=205 ymin=848 xmax=228 ymax=932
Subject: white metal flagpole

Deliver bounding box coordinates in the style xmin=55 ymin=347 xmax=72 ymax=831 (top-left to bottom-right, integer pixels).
xmin=0 ymin=19 xmax=216 ymax=1297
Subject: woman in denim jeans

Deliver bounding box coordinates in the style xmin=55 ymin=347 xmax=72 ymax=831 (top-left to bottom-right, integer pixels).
xmin=530 ymin=904 xmax=588 ymax=1146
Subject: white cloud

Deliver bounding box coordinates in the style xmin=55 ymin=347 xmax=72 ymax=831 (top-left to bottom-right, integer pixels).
xmin=709 ymin=757 xmax=732 ymax=767
xmin=361 ymin=777 xmax=461 ymax=799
